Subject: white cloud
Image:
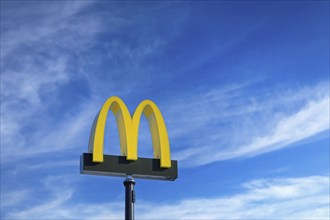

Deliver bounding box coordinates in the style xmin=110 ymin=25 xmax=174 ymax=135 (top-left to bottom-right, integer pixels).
xmin=140 ymin=176 xmax=329 ymax=219
xmin=0 ymin=98 xmax=98 ymax=163
xmin=1 ymin=1 xmax=101 ymax=108
xmin=168 ymin=81 xmax=329 ymax=166
xmin=0 ymin=190 xmax=30 ymax=209
xmin=214 ymin=95 xmax=329 ymax=160
xmin=0 ymin=1 xmax=97 ymax=59
xmin=3 ymin=175 xmax=329 ymax=219
xmin=0 ymin=1 xmax=103 ymax=163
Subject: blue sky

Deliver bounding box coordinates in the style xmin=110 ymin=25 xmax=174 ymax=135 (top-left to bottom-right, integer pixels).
xmin=1 ymin=1 xmax=329 ymax=219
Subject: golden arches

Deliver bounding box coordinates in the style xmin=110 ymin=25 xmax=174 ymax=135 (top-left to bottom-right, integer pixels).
xmin=88 ymin=96 xmax=171 ymax=168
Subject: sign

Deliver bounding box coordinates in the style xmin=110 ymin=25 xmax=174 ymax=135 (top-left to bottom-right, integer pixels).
xmin=81 ymin=96 xmax=178 ymax=180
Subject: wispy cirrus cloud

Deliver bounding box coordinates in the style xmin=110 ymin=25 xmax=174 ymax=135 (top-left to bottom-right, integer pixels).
xmin=221 ymin=95 xmax=329 ymax=158
xmin=0 ymin=190 xmax=30 ymax=209
xmin=167 ymin=81 xmax=329 ymax=166
xmin=0 ymin=1 xmax=182 ymax=165
xmin=3 ymin=175 xmax=329 ymax=219
xmin=1 ymin=1 xmax=111 ymax=164
xmin=1 ymin=1 xmax=101 ymax=159
xmin=0 ymin=99 xmax=99 ymax=164
xmin=139 ymin=176 xmax=329 ymax=219
xmin=0 ymin=1 xmax=98 ymax=59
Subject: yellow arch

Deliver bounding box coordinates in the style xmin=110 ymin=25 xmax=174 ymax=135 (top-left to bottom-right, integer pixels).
xmin=88 ymin=96 xmax=133 ymax=162
xmin=132 ymin=100 xmax=171 ymax=168
xmin=88 ymin=96 xmax=171 ymax=168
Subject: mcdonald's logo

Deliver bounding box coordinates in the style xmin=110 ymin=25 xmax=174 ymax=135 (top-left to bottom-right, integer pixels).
xmin=81 ymin=96 xmax=178 ymax=181
xmin=89 ymin=96 xmax=171 ymax=168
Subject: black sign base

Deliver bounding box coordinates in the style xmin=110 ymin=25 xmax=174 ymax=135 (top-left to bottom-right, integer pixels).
xmin=80 ymin=153 xmax=178 ymax=181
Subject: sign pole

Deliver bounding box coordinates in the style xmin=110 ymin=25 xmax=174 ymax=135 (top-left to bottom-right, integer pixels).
xmin=81 ymin=97 xmax=178 ymax=219
xmin=123 ymin=177 xmax=136 ymax=220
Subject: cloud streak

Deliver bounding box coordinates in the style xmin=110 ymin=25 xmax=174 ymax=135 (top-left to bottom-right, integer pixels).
xmin=213 ymin=94 xmax=329 ymax=160
xmin=0 ymin=1 xmax=117 ymax=165
xmin=168 ymin=81 xmax=329 ymax=166
xmin=3 ymin=175 xmax=329 ymax=219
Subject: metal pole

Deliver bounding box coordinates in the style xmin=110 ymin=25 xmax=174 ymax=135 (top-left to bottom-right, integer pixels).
xmin=123 ymin=177 xmax=136 ymax=220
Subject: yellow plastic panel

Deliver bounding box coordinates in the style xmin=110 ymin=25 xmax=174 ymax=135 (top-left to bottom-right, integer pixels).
xmin=89 ymin=97 xmax=132 ymax=163
xmin=132 ymin=100 xmax=171 ymax=168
